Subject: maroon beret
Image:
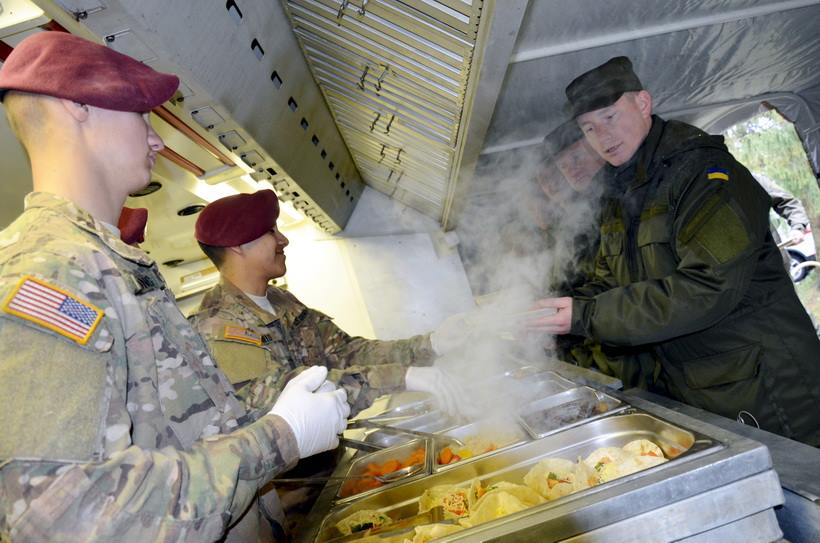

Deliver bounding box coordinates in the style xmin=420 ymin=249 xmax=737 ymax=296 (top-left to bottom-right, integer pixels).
xmin=118 ymin=207 xmax=148 ymax=245
xmin=195 ymin=190 xmax=280 ymax=247
xmin=0 ymin=31 xmax=179 ymax=112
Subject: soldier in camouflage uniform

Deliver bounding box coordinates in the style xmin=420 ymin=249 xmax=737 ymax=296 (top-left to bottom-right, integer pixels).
xmin=189 ymin=190 xmax=465 ymax=418
xmin=532 ymin=56 xmax=820 ymax=446
xmin=188 ymin=190 xmax=467 ymax=537
xmin=0 ymin=31 xmax=348 ymax=542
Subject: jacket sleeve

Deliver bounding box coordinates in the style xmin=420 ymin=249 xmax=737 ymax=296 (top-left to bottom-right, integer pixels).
xmin=571 ymin=242 xmax=620 ymax=299
xmin=571 ymin=159 xmax=770 ymax=346
xmin=753 ymin=172 xmax=811 ymax=229
xmin=0 ymin=314 xmax=298 ymax=541
xmin=1 ymin=414 xmax=298 ymax=541
xmin=309 ymin=309 xmax=436 ymax=416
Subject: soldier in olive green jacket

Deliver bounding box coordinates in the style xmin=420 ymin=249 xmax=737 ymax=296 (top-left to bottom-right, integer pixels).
xmin=539 ymin=120 xmax=657 ymax=389
xmin=532 ymin=57 xmax=820 ymax=446
xmin=0 ymin=32 xmax=348 ymax=543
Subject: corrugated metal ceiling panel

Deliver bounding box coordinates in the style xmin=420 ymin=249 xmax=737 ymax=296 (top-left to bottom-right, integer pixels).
xmin=283 ymin=0 xmax=483 ymax=220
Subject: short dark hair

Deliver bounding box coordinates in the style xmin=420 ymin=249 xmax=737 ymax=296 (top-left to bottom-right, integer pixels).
xmin=198 ymin=241 xmax=227 ymax=268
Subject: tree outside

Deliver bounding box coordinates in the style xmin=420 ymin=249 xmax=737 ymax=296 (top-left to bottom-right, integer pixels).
xmin=723 ymin=109 xmax=819 ymax=322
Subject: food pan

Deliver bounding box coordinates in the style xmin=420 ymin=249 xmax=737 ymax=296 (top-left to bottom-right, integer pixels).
xmin=518 ymin=386 xmax=626 ymax=439
xmin=463 ymin=369 xmax=577 ymax=412
xmin=386 ymin=410 xmax=459 ymax=434
xmin=342 ymin=411 xmax=460 ymax=456
xmin=433 ymin=417 xmax=529 ymax=471
xmin=335 ymin=438 xmax=432 ymax=504
xmin=317 ymin=413 xmax=716 ymax=542
xmin=517 ymin=370 xmax=576 ymax=403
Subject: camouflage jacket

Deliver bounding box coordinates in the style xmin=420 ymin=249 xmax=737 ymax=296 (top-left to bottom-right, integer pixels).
xmin=0 ymin=193 xmax=299 ymax=542
xmin=190 ymin=279 xmax=436 ymax=417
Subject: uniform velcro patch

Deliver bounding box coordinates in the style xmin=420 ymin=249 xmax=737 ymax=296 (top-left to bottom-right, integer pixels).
xmin=706 ymin=167 xmax=729 ymax=182
xmin=2 ymin=275 xmax=103 ymax=345
xmin=224 ymin=324 xmax=262 ymax=346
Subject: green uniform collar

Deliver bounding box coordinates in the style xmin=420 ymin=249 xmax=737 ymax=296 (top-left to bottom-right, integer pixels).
xmin=199 ymin=277 xmax=304 ymax=329
xmin=23 ymin=192 xmax=154 ymax=266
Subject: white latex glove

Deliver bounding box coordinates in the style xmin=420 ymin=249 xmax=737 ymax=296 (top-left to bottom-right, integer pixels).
xmin=269 ymin=366 xmax=350 ymax=458
xmin=405 ymin=366 xmax=465 ymax=417
xmin=430 ymin=312 xmax=478 ymax=356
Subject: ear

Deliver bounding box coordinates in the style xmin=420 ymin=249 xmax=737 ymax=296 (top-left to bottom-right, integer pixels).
xmin=58 ymin=99 xmax=90 ymax=122
xmin=226 ymin=245 xmax=243 ymax=257
xmin=635 ymin=90 xmax=653 ymax=119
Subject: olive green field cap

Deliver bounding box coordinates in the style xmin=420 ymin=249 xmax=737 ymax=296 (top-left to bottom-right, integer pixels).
xmin=565 ymin=56 xmax=643 ymax=118
xmin=542 ymin=119 xmax=584 ymax=161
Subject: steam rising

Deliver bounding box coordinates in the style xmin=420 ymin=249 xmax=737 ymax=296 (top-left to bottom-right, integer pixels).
xmin=436 ymin=128 xmax=605 ymax=420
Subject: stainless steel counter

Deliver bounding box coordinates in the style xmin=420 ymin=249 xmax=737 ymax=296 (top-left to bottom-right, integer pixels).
xmin=624 ymin=389 xmax=820 ymax=543
xmin=295 ymin=384 xmax=786 ymax=542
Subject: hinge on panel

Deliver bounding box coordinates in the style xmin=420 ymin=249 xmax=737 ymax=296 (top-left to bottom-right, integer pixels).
xmin=374 ymin=64 xmax=389 ymax=92
xmin=358 ymin=65 xmax=369 ymax=90
xmin=336 ymin=0 xmax=349 ymax=22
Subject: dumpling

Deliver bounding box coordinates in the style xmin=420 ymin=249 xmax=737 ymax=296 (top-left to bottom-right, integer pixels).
xmin=622 ymin=439 xmax=665 ymax=458
xmin=418 ymin=484 xmax=471 ymax=519
xmin=404 ymin=523 xmax=464 ymax=543
xmin=460 ymin=491 xmax=530 ymax=528
xmin=584 ymin=447 xmax=633 ymax=483
xmin=482 ymin=481 xmax=545 ymax=507
xmin=524 ymin=458 xmax=596 ymax=501
xmin=336 ymin=509 xmax=393 ymax=536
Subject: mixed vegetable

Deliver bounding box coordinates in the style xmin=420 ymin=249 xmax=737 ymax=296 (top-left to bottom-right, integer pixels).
xmin=340 ymin=447 xmax=426 ymax=498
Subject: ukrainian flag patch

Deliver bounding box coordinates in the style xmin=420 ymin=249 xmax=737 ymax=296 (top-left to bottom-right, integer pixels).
xmin=706 ymin=167 xmax=729 ymax=182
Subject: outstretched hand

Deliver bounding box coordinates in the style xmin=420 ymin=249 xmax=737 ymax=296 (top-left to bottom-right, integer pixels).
xmin=525 ymin=297 xmax=573 ymax=335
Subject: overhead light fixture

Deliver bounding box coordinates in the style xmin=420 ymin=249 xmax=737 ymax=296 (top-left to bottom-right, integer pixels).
xmin=129 ymin=180 xmax=163 ymax=197
xmin=0 ymin=0 xmax=48 ymax=40
xmin=177 ymin=204 xmax=205 ymax=216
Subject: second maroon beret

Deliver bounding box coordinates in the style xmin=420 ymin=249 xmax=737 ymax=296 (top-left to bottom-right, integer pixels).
xmin=195 ymin=190 xmax=280 ymax=247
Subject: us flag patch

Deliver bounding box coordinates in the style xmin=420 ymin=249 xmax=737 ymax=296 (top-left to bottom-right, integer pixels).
xmin=2 ymin=275 xmax=103 ymax=345
xmin=224 ymin=325 xmax=262 ymax=346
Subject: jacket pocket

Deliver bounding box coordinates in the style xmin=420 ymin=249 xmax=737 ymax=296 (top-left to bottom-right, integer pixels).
xmin=682 ymin=344 xmax=761 ymax=389
xmin=600 ymin=231 xmax=623 ymax=256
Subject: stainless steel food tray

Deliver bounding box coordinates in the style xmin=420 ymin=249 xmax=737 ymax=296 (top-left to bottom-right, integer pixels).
xmin=316 ymin=412 xmax=720 ymax=541
xmin=432 ymin=417 xmax=529 ymax=472
xmin=334 ymin=438 xmax=432 ymax=505
xmin=518 ymin=386 xmax=627 ymax=439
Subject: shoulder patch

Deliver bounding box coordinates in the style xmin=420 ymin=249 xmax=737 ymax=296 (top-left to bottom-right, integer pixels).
xmin=706 ymin=167 xmax=729 ymax=182
xmin=224 ymin=324 xmax=262 ymax=346
xmin=2 ymin=275 xmax=103 ymax=345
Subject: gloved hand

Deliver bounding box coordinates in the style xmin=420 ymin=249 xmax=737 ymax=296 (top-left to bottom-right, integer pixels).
xmin=405 ymin=366 xmax=465 ymax=416
xmin=268 ymin=366 xmax=350 ymax=458
xmin=430 ymin=311 xmax=479 ymax=355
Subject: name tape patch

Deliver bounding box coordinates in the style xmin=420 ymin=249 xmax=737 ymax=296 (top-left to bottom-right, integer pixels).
xmin=224 ymin=325 xmax=262 ymax=346
xmin=2 ymin=275 xmax=103 ymax=345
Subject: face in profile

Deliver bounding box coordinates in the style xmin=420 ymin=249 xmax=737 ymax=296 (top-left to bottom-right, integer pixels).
xmin=576 ymin=91 xmax=653 ymax=167
xmin=555 ymin=138 xmax=605 ymax=192
xmin=536 ymin=162 xmax=573 ymax=205
xmin=240 ymin=225 xmax=290 ymax=280
xmin=91 ymin=109 xmax=164 ymax=193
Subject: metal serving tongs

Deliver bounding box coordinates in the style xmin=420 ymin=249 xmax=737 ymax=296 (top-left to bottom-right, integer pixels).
xmin=269 ymin=462 xmax=425 ymax=485
xmin=351 ymin=419 xmax=467 ymax=448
